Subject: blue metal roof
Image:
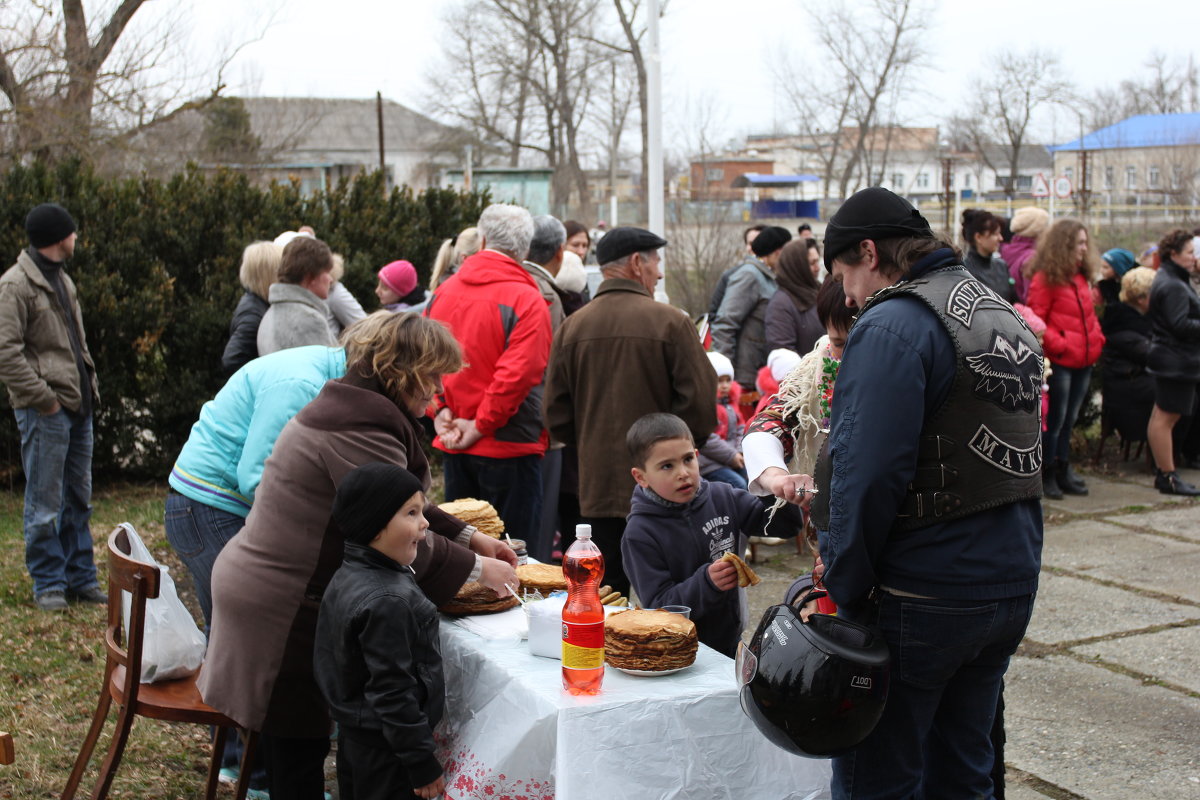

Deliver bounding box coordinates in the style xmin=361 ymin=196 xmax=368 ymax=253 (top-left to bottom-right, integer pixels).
xmin=1047 ymin=113 xmax=1200 ymax=152
xmin=735 ymin=173 xmax=820 ymax=186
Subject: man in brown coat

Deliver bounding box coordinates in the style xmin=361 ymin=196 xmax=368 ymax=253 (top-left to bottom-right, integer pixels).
xmin=544 ymin=227 xmax=716 ymax=595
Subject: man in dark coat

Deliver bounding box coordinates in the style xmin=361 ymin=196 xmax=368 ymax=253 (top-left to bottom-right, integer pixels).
xmin=814 ymin=188 xmax=1043 ymax=798
xmin=545 ymin=227 xmax=716 ymax=595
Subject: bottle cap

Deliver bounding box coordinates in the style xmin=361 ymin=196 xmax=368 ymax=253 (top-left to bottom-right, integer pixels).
xmin=575 ymin=523 xmax=592 ymax=540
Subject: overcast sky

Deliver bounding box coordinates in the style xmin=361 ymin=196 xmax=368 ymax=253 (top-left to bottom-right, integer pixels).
xmin=176 ymin=0 xmax=1188 ymax=151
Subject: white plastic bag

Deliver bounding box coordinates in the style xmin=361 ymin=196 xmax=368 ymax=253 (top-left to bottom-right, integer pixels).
xmin=118 ymin=522 xmax=207 ymax=683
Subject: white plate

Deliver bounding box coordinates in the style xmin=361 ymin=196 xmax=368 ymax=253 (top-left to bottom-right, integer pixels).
xmin=614 ymin=664 xmax=690 ymax=677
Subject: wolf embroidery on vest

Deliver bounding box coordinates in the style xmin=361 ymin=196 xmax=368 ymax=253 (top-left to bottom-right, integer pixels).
xmin=965 ymin=332 xmax=1043 ymax=413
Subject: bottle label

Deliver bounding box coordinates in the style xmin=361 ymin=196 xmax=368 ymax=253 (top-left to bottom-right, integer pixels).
xmin=562 ymin=620 xmax=604 ymax=669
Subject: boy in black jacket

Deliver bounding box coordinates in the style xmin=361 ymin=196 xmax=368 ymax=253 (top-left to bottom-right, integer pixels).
xmin=620 ymin=413 xmax=801 ymax=657
xmin=314 ymin=463 xmax=445 ymax=800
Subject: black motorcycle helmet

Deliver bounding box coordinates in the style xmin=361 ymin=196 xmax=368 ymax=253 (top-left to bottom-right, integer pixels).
xmin=737 ymin=592 xmax=890 ymax=758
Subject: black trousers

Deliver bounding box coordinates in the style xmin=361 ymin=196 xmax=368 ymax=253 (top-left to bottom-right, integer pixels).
xmin=260 ymin=733 xmax=330 ymax=800
xmin=581 ymin=516 xmax=629 ymax=596
xmin=336 ymin=734 xmax=420 ymax=800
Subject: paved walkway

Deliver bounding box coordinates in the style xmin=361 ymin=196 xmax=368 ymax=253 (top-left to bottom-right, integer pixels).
xmin=743 ymin=461 xmax=1200 ymax=799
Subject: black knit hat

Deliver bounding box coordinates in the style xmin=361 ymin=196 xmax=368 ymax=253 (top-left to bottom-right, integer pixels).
xmin=332 ymin=463 xmax=425 ymax=545
xmin=822 ymin=188 xmax=932 ymax=269
xmin=750 ymin=226 xmax=793 ymax=257
xmin=25 ymin=203 xmax=77 ymax=249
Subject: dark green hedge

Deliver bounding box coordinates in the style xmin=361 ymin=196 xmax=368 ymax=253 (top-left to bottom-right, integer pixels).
xmin=0 ymin=161 xmax=488 ymax=480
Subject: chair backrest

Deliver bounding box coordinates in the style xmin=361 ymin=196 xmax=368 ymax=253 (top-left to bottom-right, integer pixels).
xmin=0 ymin=731 xmax=12 ymax=765
xmin=105 ymin=525 xmax=163 ymax=704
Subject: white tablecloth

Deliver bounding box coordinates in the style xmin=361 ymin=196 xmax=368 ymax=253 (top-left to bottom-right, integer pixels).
xmin=434 ymin=613 xmax=831 ymax=800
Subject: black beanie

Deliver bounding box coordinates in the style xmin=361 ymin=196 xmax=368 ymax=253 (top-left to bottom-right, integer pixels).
xmin=332 ymin=463 xmax=425 ymax=545
xmin=25 ymin=203 xmax=77 ymax=249
xmin=822 ymin=188 xmax=932 ymax=269
xmin=750 ymin=225 xmax=792 ymax=257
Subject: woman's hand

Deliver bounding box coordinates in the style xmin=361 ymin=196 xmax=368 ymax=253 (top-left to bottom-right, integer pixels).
xmin=478 ymin=557 xmax=519 ymax=598
xmin=759 ymin=467 xmax=816 ymax=508
xmin=414 ymin=775 xmax=445 ymax=799
xmin=471 ymin=532 xmax=518 ymax=566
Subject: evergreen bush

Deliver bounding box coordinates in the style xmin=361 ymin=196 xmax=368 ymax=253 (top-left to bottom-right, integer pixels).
xmin=0 ymin=161 xmax=487 ymax=480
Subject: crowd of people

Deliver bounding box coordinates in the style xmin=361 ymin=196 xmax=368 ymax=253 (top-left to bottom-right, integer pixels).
xmin=3 ymin=190 xmax=1199 ymax=799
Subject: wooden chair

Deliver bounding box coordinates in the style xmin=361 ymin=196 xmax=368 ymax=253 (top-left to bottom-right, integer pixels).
xmin=0 ymin=731 xmax=13 ymax=765
xmin=63 ymin=524 xmax=258 ymax=800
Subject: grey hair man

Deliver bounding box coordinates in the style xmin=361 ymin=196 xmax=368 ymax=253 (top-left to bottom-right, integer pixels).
xmin=477 ymin=203 xmax=535 ymax=263
xmin=426 ymin=204 xmax=553 ymax=551
xmin=545 ymin=226 xmax=716 ymax=595
xmin=0 ymin=203 xmax=105 ymax=611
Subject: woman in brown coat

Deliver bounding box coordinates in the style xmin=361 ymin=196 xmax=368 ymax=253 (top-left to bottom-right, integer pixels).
xmin=198 ymin=312 xmax=518 ymax=800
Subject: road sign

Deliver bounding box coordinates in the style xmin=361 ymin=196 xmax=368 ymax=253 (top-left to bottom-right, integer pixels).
xmin=1032 ymin=173 xmax=1051 ymax=198
xmin=1053 ymin=176 xmax=1073 ymax=199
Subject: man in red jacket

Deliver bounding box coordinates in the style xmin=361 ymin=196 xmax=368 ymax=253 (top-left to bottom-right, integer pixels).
xmin=426 ymin=204 xmax=553 ymax=542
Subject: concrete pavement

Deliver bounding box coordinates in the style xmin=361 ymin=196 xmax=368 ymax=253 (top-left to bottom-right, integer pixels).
xmin=743 ymin=461 xmax=1200 ymax=799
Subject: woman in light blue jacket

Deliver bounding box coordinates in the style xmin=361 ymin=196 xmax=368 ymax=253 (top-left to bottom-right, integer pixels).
xmin=166 ymin=344 xmax=347 ymax=626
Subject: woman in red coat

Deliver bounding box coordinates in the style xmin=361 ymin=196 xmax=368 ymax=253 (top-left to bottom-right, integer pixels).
xmin=1027 ymin=220 xmax=1106 ymax=499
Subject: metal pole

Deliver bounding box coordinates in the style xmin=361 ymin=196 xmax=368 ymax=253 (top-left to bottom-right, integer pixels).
xmin=942 ymin=156 xmax=952 ymax=235
xmin=647 ymin=0 xmax=666 ymax=299
xmin=464 ymin=144 xmax=473 ymax=193
xmin=376 ymin=91 xmax=386 ymax=179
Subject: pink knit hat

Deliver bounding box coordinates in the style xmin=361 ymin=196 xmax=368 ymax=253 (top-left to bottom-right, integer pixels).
xmin=378 ymin=260 xmax=417 ymax=297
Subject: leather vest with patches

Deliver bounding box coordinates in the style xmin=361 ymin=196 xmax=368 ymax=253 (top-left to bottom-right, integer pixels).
xmin=814 ymin=266 xmax=1043 ymax=532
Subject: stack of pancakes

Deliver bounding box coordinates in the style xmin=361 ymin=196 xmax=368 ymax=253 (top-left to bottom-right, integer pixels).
xmin=604 ymin=609 xmax=698 ymax=671
xmin=438 ymin=498 xmax=505 ymax=538
xmin=438 ymin=581 xmax=519 ymax=616
xmin=516 ymin=563 xmax=567 ymax=595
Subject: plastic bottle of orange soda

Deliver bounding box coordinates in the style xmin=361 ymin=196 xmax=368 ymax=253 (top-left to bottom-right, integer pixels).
xmin=562 ymin=524 xmax=605 ymax=695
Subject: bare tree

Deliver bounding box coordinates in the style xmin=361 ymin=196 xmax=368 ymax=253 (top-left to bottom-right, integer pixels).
xmin=1083 ymin=54 xmax=1199 ymax=130
xmin=774 ymin=0 xmax=930 ymax=200
xmin=428 ymin=0 xmax=608 ymax=216
xmin=0 ymin=0 xmax=274 ymax=166
xmin=964 ymin=47 xmax=1070 ymax=202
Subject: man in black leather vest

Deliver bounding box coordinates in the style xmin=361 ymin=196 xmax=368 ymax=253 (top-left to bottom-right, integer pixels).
xmin=816 ymin=188 xmax=1043 ymax=799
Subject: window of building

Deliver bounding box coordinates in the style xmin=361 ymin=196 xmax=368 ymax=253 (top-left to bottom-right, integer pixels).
xmin=1065 ymin=167 xmax=1074 ymax=183
xmin=1015 ymin=175 xmax=1032 ymax=190
xmin=1148 ymin=165 xmax=1160 ymax=188
xmin=1126 ymin=166 xmax=1137 ymax=189
xmin=705 ymin=168 xmax=723 ymax=182
xmin=891 ymin=172 xmax=904 ymax=187
xmin=1104 ymin=166 xmax=1114 ymax=189
xmin=916 ymin=172 xmax=930 ymax=188
xmin=964 ymin=173 xmax=972 ymax=188
xmin=1173 ymin=165 xmax=1183 ymax=189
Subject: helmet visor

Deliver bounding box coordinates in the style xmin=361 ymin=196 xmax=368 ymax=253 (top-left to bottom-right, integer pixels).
xmin=735 ymin=641 xmax=758 ymax=687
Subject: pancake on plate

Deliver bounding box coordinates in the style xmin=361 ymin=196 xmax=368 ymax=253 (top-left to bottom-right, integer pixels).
xmin=604 ymin=608 xmax=698 ymax=671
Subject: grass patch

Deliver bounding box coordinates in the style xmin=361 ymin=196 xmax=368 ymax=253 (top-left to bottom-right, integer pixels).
xmin=0 ymin=482 xmax=233 ymax=799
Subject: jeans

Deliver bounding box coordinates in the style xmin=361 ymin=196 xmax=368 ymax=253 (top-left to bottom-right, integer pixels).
xmin=832 ymin=591 xmax=1036 ymax=800
xmin=163 ymin=492 xmax=246 ymax=629
xmin=15 ymin=407 xmax=98 ymax=598
xmin=1044 ymin=365 xmax=1093 ymax=464
xmin=443 ymin=452 xmax=543 ymax=544
xmin=705 ymin=466 xmax=748 ymax=490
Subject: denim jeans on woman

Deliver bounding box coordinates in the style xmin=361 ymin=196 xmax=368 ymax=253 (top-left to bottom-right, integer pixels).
xmin=1044 ymin=365 xmax=1093 ymax=464
xmin=832 ymin=591 xmax=1036 ymax=799
xmin=15 ymin=407 xmax=99 ymax=600
xmin=163 ymin=491 xmax=246 ymax=629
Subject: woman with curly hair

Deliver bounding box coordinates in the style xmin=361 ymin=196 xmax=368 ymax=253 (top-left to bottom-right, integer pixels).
xmin=1026 ymin=219 xmax=1105 ymax=499
xmin=198 ymin=312 xmax=518 ymax=798
xmin=1146 ymin=229 xmax=1200 ymax=495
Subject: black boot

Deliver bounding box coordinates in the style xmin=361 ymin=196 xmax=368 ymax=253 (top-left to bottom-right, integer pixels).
xmin=1042 ymin=463 xmax=1064 ymax=500
xmin=1056 ymin=459 xmax=1089 ymax=496
xmin=1155 ymin=469 xmax=1200 ymax=496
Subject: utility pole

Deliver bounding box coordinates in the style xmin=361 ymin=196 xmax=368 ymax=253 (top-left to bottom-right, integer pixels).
xmin=376 ymin=91 xmax=386 ymax=180
xmin=942 ymin=154 xmax=954 ymax=236
xmin=647 ymin=0 xmax=666 ymax=299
